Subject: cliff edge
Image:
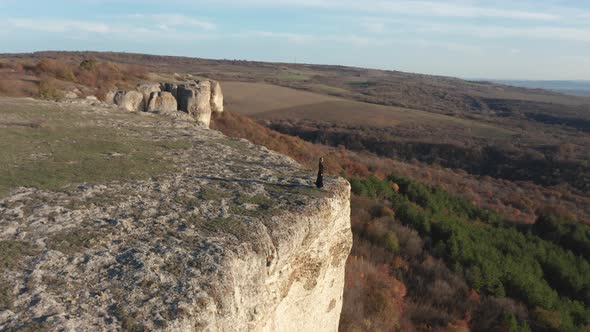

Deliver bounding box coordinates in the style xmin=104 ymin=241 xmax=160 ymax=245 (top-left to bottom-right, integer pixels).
xmin=0 ymin=97 xmax=352 ymax=331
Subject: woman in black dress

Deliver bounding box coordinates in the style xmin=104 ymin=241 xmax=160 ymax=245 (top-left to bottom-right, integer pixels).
xmin=315 ymin=157 xmax=324 ymax=188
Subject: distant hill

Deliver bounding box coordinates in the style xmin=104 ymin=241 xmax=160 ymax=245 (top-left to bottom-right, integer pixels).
xmin=492 ymin=80 xmax=590 ymax=97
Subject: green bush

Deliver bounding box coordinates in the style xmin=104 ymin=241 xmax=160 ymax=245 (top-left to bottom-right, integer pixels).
xmin=80 ymin=58 xmax=98 ymax=71
xmin=38 ymin=79 xmax=63 ymax=100
xmin=382 ymin=231 xmax=399 ymax=253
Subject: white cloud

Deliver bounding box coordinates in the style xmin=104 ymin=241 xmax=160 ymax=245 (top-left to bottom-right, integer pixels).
xmin=233 ymin=30 xmax=388 ymax=46
xmin=233 ymin=29 xmax=481 ymax=53
xmin=202 ymin=0 xmax=561 ymax=21
xmin=71 ymin=0 xmax=569 ymax=21
xmin=0 ymin=18 xmax=218 ymax=42
xmin=233 ymin=31 xmax=315 ymax=44
xmin=121 ymin=14 xmax=216 ymax=30
xmin=359 ymin=17 xmax=590 ymax=43
xmin=428 ymin=24 xmax=590 ymax=43
xmin=5 ymin=18 xmax=113 ymax=33
xmin=360 ymin=21 xmax=386 ymax=34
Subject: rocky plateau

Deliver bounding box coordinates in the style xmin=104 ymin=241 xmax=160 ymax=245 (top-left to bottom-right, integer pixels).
xmin=0 ymin=94 xmax=352 ymax=331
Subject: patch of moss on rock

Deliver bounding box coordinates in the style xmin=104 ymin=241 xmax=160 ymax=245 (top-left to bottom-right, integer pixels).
xmin=0 ymin=240 xmax=38 ymax=309
xmin=47 ymin=228 xmax=103 ymax=255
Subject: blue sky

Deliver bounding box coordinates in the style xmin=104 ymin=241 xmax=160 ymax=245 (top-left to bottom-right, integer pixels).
xmin=1 ymin=0 xmax=589 ymax=80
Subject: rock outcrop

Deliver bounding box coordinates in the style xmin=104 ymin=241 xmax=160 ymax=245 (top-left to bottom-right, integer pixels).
xmin=188 ymin=80 xmax=212 ymax=127
xmin=147 ymin=91 xmax=177 ymax=114
xmin=112 ymin=90 xmax=125 ymax=105
xmin=210 ymin=80 xmax=224 ymax=113
xmin=117 ymin=90 xmax=145 ymax=112
xmin=0 ymin=97 xmax=352 ymax=331
xmin=110 ymin=80 xmax=224 ymax=127
xmin=105 ymin=90 xmax=117 ymax=104
xmin=136 ymin=83 xmax=161 ymax=111
xmin=177 ymin=81 xmax=214 ymax=127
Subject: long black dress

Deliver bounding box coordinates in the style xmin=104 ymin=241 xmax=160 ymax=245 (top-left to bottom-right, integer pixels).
xmin=315 ymin=159 xmax=324 ymax=188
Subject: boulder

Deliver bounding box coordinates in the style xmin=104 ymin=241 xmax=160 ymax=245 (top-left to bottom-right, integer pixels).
xmin=85 ymin=96 xmax=98 ymax=101
xmin=105 ymin=91 xmax=117 ymax=104
xmin=210 ymin=80 xmax=224 ymax=113
xmin=147 ymin=91 xmax=177 ymax=113
xmin=117 ymin=91 xmax=144 ymax=112
xmin=136 ymin=83 xmax=161 ymax=111
xmin=63 ymin=91 xmax=78 ymax=99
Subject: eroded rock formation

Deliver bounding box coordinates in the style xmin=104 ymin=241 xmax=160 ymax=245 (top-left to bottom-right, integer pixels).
xmin=105 ymin=91 xmax=117 ymax=104
xmin=210 ymin=80 xmax=224 ymax=113
xmin=147 ymin=91 xmax=177 ymax=114
xmin=136 ymin=83 xmax=161 ymax=111
xmin=112 ymin=90 xmax=125 ymax=105
xmin=0 ymin=97 xmax=352 ymax=331
xmin=188 ymin=80 xmax=212 ymax=127
xmin=177 ymin=80 xmax=217 ymax=127
xmin=118 ymin=90 xmax=145 ymax=112
xmin=110 ymin=80 xmax=223 ymax=127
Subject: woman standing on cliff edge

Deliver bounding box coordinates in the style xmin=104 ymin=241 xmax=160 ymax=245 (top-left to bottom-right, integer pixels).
xmin=315 ymin=157 xmax=324 ymax=188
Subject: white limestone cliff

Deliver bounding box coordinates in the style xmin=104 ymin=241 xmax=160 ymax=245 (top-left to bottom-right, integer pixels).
xmin=0 ymin=98 xmax=352 ymax=331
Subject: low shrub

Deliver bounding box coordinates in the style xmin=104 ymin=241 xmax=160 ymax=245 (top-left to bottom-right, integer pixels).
xmin=38 ymin=78 xmax=63 ymax=100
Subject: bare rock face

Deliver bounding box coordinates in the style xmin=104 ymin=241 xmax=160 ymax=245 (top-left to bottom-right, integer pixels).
xmin=188 ymin=80 xmax=212 ymax=127
xmin=210 ymin=80 xmax=224 ymax=113
xmin=136 ymin=83 xmax=161 ymax=111
xmin=117 ymin=91 xmax=145 ymax=112
xmin=146 ymin=91 xmax=177 ymax=114
xmin=177 ymin=81 xmax=213 ymax=127
xmin=0 ymin=98 xmax=352 ymax=331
